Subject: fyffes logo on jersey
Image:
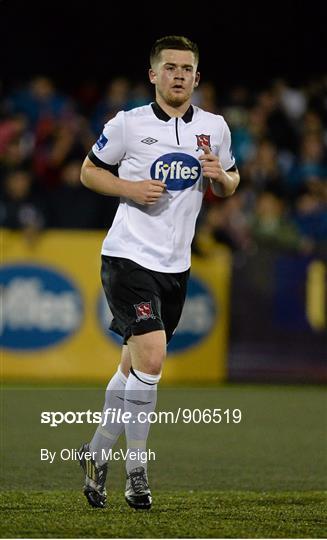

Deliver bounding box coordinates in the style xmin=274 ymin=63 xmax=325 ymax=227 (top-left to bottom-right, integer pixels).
xmin=98 ymin=274 xmax=217 ymax=353
xmin=0 ymin=264 xmax=83 ymax=351
xmin=150 ymin=152 xmax=201 ymax=190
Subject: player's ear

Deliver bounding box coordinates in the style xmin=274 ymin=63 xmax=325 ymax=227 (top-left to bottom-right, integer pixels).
xmin=149 ymin=68 xmax=157 ymax=85
xmin=194 ymin=71 xmax=200 ymax=88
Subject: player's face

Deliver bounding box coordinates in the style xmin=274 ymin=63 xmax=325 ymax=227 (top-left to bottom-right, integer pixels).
xmin=149 ymin=49 xmax=200 ymax=107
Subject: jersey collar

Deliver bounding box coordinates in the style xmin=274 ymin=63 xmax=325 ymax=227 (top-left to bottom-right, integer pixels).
xmin=151 ymin=101 xmax=194 ymax=123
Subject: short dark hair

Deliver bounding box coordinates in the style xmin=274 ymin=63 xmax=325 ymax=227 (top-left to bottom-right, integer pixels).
xmin=150 ymin=35 xmax=199 ymax=67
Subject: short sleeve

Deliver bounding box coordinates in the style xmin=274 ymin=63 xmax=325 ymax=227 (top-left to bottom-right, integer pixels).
xmin=89 ymin=111 xmax=125 ymax=167
xmin=219 ymin=119 xmax=236 ymax=171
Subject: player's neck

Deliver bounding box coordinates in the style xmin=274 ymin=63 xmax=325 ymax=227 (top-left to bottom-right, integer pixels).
xmin=155 ymin=95 xmax=192 ymax=118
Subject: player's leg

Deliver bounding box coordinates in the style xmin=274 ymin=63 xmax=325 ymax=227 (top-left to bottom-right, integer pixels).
xmin=89 ymin=344 xmax=131 ymax=462
xmin=123 ymin=268 xmax=189 ymax=509
xmin=122 ymin=268 xmax=189 ymax=510
xmin=79 ymin=345 xmax=131 ymax=508
xmin=99 ymin=256 xmax=167 ymax=509
xmin=124 ymin=329 xmax=165 ymax=510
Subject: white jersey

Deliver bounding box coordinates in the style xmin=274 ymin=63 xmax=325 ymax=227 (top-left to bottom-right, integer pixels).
xmin=89 ymin=102 xmax=236 ymax=272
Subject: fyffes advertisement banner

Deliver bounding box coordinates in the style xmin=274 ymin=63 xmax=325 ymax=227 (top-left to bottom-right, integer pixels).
xmin=1 ymin=230 xmax=231 ymax=382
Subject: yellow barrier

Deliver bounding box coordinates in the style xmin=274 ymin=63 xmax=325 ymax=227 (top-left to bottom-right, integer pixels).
xmin=0 ymin=230 xmax=231 ymax=383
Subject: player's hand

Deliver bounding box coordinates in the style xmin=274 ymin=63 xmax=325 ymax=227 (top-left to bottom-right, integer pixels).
xmin=199 ymin=145 xmax=226 ymax=183
xmin=128 ymin=180 xmax=166 ymax=205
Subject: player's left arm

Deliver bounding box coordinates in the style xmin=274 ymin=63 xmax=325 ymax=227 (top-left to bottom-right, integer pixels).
xmin=199 ymin=145 xmax=240 ymax=197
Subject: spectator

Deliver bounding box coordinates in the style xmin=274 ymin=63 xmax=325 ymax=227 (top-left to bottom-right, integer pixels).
xmin=0 ymin=74 xmax=325 ymax=258
xmin=0 ymin=169 xmax=45 ymax=231
xmin=48 ymin=160 xmax=117 ymax=229
xmin=32 ymin=115 xmax=93 ymax=188
xmin=293 ymin=188 xmax=327 ymax=250
xmin=194 ymin=193 xmax=251 ymax=254
xmin=193 ymin=81 xmax=219 ymax=113
xmin=126 ymin=82 xmax=151 ymax=110
xmin=241 ymin=139 xmax=286 ymax=196
xmin=91 ymin=77 xmax=130 ymax=135
xmin=287 ymin=134 xmax=327 ymax=196
xmin=249 ymin=191 xmax=311 ymax=253
xmin=6 ymin=76 xmax=74 ymax=128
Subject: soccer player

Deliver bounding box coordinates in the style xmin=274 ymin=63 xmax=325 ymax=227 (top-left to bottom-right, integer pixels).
xmin=79 ymin=35 xmax=240 ymax=510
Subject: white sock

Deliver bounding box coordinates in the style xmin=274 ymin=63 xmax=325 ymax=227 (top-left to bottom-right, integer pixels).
xmin=89 ymin=367 xmax=127 ymax=465
xmin=124 ymin=367 xmax=161 ymax=473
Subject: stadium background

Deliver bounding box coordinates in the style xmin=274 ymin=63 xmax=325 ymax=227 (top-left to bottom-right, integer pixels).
xmin=0 ymin=2 xmax=326 ymax=538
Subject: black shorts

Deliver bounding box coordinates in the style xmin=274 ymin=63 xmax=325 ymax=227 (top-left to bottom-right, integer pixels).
xmin=101 ymin=255 xmax=190 ymax=344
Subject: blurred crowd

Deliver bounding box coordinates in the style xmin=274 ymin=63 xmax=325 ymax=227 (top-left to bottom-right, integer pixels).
xmin=0 ymin=75 xmax=326 ymax=258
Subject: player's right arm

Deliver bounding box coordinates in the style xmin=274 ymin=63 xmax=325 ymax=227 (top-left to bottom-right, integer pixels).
xmin=80 ymin=157 xmax=165 ymax=206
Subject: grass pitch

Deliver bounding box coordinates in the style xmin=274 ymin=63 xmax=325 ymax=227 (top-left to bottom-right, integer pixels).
xmin=1 ymin=384 xmax=326 ymax=538
xmin=1 ymin=490 xmax=325 ymax=538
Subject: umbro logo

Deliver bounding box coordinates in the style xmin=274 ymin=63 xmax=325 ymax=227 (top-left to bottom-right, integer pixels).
xmin=141 ymin=137 xmax=158 ymax=145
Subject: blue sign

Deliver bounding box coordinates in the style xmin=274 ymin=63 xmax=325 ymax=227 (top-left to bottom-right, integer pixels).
xmin=98 ymin=274 xmax=217 ymax=353
xmin=97 ymin=291 xmax=122 ymax=346
xmin=168 ymin=275 xmax=217 ymax=353
xmin=150 ymin=153 xmax=201 ymax=190
xmin=0 ymin=264 xmax=83 ymax=350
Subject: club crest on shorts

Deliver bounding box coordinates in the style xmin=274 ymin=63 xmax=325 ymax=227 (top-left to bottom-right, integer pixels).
xmin=195 ymin=134 xmax=211 ymax=151
xmin=134 ymin=301 xmax=156 ymax=322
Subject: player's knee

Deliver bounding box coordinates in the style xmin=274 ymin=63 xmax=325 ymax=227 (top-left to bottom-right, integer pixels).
xmin=139 ymin=337 xmax=165 ymax=374
xmin=140 ymin=356 xmax=163 ymax=375
xmin=133 ymin=344 xmax=164 ymax=374
xmin=128 ymin=330 xmax=166 ymax=375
